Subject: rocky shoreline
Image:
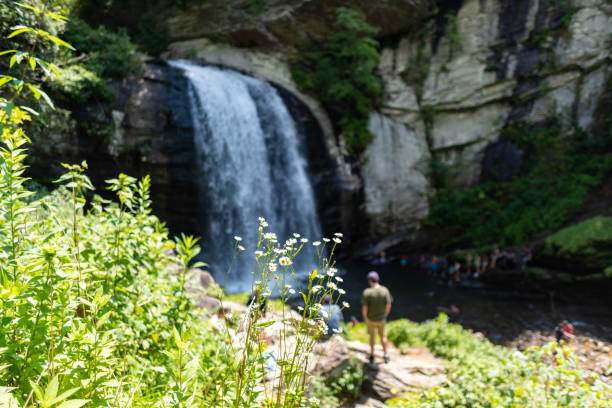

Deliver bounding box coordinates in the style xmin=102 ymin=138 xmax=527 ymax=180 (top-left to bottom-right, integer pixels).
xmin=187 ymin=266 xmax=611 ymax=407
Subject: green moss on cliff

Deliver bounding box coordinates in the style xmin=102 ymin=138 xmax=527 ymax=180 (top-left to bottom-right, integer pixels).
xmin=544 ymin=217 xmax=612 ymax=271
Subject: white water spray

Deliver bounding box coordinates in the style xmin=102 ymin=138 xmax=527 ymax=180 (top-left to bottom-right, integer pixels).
xmin=169 ymin=61 xmax=322 ymax=292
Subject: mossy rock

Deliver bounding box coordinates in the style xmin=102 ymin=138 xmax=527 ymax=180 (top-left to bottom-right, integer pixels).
xmin=543 ymin=217 xmax=612 ymax=273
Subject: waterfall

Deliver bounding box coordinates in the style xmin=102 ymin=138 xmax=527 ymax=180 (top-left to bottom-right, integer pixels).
xmin=168 ymin=60 xmax=322 ymax=293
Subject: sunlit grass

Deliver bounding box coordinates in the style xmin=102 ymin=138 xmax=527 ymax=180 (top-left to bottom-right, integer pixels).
xmin=224 ymin=292 xmax=290 ymax=312
xmin=341 ymin=322 xmax=370 ymax=343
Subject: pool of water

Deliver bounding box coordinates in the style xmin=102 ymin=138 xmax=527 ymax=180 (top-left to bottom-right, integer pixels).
xmin=337 ymin=260 xmax=612 ymax=345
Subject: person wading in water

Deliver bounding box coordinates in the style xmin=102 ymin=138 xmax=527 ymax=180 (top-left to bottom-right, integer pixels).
xmin=362 ymin=271 xmax=393 ymax=364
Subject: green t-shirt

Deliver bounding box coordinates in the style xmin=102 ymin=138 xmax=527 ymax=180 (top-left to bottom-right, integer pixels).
xmin=361 ymin=285 xmax=393 ymax=322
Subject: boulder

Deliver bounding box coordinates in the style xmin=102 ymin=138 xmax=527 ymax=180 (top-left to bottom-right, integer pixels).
xmin=343 ymin=395 xmax=387 ymax=408
xmin=221 ymin=300 xmax=249 ymax=317
xmin=197 ymin=295 xmax=222 ymax=311
xmin=310 ymin=335 xmax=352 ymax=380
xmin=346 ymin=341 xmax=445 ymax=401
xmin=189 ymin=268 xmax=215 ymax=289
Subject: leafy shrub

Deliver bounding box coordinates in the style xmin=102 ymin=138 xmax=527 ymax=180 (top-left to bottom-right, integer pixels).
xmin=46 ymin=64 xmax=115 ymax=103
xmin=386 ymin=314 xmax=612 ymax=408
xmin=61 ymin=18 xmax=140 ymax=79
xmin=291 ymin=7 xmax=383 ymax=156
xmin=41 ymin=17 xmax=141 ymax=103
xmin=310 ymin=357 xmax=364 ymax=406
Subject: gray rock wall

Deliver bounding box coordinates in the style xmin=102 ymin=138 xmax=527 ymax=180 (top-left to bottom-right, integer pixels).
xmin=41 ymin=0 xmax=610 ymax=244
xmin=366 ymin=0 xmax=612 ymax=235
xmin=158 ymin=0 xmax=611 ymax=240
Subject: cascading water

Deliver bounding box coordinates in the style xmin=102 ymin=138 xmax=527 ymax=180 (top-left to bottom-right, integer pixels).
xmin=169 ymin=60 xmax=322 ymax=292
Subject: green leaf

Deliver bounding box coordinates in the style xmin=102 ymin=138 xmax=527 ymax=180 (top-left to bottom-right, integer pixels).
xmin=7 ymin=26 xmax=33 ymax=39
xmin=45 ymin=11 xmax=69 ymax=22
xmin=56 ymin=400 xmax=89 ymax=408
xmin=20 ymin=105 xmax=39 ymax=116
xmin=0 ymin=50 xmax=17 ymax=56
xmin=25 ymin=84 xmax=54 ymax=109
xmin=39 ymin=31 xmax=75 ymax=51
xmin=29 ymin=381 xmax=44 ymax=403
xmin=16 ymin=3 xmax=37 ymax=12
xmin=44 ymin=375 xmax=59 ymax=402
xmin=254 ymin=321 xmax=275 ymax=329
xmin=0 ymin=76 xmax=12 ymax=88
xmin=49 ymin=387 xmax=80 ymax=406
xmin=96 ymin=311 xmax=111 ymax=328
xmin=0 ymin=390 xmax=20 ymax=408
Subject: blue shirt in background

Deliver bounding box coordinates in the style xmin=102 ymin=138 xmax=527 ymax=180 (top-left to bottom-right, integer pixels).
xmin=320 ymin=304 xmax=343 ymax=335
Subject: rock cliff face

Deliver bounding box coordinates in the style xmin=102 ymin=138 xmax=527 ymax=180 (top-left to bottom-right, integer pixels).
xmin=367 ymin=0 xmax=612 ymax=236
xmin=156 ymin=0 xmax=612 ymax=242
xmin=160 ymin=0 xmax=433 ymax=49
xmin=35 ymin=0 xmax=610 ymax=245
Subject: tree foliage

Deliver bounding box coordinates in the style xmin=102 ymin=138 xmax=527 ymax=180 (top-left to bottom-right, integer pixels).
xmin=291 ymin=7 xmax=383 ymax=156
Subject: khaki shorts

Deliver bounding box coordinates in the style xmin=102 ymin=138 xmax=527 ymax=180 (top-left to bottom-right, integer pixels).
xmin=366 ymin=319 xmax=386 ymax=339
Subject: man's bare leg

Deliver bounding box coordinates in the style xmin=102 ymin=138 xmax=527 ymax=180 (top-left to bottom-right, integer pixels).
xmin=381 ymin=326 xmax=390 ymax=363
xmin=370 ymin=332 xmax=375 ymax=357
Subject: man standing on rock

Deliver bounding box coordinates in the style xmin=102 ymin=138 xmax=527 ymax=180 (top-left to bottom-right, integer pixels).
xmin=362 ymin=271 xmax=393 ymax=364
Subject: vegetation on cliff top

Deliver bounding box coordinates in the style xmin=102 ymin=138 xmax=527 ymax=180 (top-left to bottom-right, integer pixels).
xmin=290 ymin=7 xmax=383 ymax=156
xmin=1 ymin=0 xmax=140 ymax=106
